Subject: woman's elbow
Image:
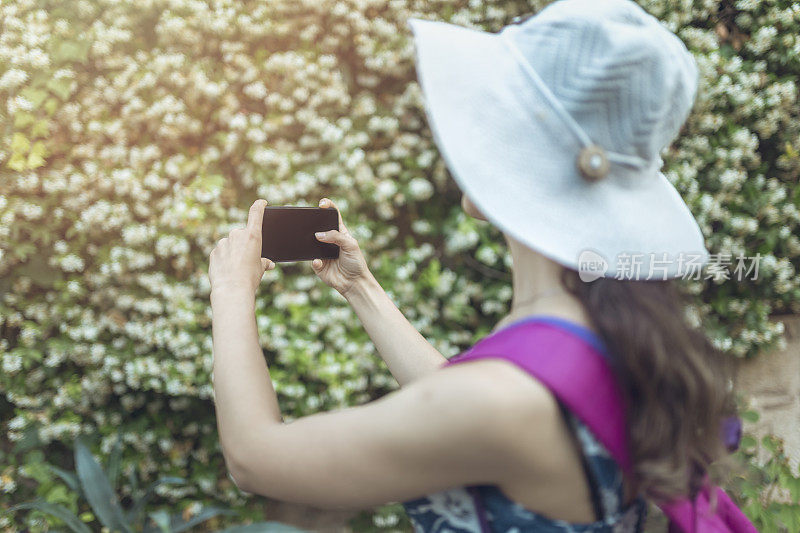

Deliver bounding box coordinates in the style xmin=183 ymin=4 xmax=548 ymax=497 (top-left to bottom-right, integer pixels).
xmin=222 ymin=449 xmax=256 ymax=494
xmin=226 ymin=468 xmax=253 ymax=494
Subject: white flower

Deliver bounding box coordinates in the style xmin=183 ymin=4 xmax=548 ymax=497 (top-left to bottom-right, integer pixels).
xmin=0 ymin=68 xmax=28 ymax=89
xmin=228 ymin=113 xmax=247 ymax=130
xmin=408 ymin=177 xmax=434 ymax=200
xmin=243 ymin=81 xmax=267 ymax=99
xmin=2 ymin=354 xmax=22 ymax=373
xmin=60 ymin=254 xmax=85 ymax=272
xmin=375 ymin=179 xmax=397 ymax=199
xmin=476 ymin=245 xmax=498 ymax=265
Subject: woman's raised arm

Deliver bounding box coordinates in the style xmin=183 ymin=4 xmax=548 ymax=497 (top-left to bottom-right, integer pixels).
xmin=222 ymin=359 xmax=548 ymax=509
xmin=312 ymin=197 xmax=447 ymax=386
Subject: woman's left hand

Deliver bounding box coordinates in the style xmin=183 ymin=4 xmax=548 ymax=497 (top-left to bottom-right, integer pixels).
xmin=208 ymin=199 xmax=275 ymax=298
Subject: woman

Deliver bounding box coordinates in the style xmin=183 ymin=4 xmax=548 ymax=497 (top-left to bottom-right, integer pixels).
xmin=208 ymin=0 xmax=737 ymax=531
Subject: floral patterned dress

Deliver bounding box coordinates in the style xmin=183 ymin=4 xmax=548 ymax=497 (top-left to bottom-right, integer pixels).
xmin=401 ymin=317 xmax=648 ymax=532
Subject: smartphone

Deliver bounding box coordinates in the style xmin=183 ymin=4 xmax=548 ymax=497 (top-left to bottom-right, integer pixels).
xmin=261 ymin=206 xmax=340 ymax=262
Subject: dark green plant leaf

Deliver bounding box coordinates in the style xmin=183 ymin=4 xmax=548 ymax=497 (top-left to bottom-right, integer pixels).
xmin=777 ymin=505 xmax=798 ymax=531
xmin=74 ymin=435 xmax=132 ymax=533
xmin=45 ymin=463 xmax=81 ymax=494
xmin=127 ymin=466 xmax=139 ymax=495
xmin=11 ymin=424 xmax=42 ymax=453
xmin=170 ymin=506 xmax=238 ymax=533
xmin=788 ymin=475 xmax=800 ymax=502
xmin=147 ymin=509 xmax=171 ymax=533
xmin=9 ymin=499 xmax=92 ymax=533
xmin=141 ymin=506 xmax=238 ymax=533
xmin=106 ymin=431 xmax=124 ymax=491
xmin=740 ymin=435 xmax=757 ymax=450
xmin=740 ymin=409 xmax=760 ymax=423
xmin=126 ymin=476 xmax=186 ymax=526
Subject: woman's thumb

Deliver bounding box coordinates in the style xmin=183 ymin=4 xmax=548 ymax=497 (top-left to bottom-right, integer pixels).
xmin=312 ymin=258 xmax=323 ymax=269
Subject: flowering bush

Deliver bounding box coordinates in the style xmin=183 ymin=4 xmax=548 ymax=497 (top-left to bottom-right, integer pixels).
xmin=1 ymin=0 xmax=797 ymax=530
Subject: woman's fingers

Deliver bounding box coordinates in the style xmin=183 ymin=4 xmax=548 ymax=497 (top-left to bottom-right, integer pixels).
xmin=247 ymin=198 xmax=268 ymax=234
xmin=319 ymin=197 xmax=349 ymax=234
xmin=314 ymin=229 xmax=355 ymax=250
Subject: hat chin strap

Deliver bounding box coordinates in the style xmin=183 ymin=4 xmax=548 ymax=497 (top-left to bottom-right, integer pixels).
xmin=499 ymin=26 xmax=651 ymax=171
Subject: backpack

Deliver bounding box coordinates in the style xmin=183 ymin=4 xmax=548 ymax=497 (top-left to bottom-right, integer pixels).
xmin=442 ymin=318 xmax=758 ymax=533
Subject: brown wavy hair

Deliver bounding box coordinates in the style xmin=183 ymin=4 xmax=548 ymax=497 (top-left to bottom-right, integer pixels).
xmin=559 ymin=267 xmax=738 ymax=503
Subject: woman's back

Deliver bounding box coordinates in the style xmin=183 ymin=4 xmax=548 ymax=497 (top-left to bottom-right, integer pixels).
xmin=401 ymin=316 xmax=648 ymax=532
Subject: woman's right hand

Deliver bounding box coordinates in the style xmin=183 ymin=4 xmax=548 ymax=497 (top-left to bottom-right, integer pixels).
xmin=311 ymin=198 xmax=371 ymax=298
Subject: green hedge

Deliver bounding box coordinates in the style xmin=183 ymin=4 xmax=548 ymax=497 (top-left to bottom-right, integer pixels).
xmin=1 ymin=0 xmax=798 ymax=530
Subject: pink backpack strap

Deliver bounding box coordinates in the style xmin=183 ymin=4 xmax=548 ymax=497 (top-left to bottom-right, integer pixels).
xmin=442 ymin=318 xmax=758 ymax=533
xmin=445 ymin=319 xmax=632 ymax=473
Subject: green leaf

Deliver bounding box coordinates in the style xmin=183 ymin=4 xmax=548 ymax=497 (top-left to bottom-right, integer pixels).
xmin=127 ymin=467 xmax=139 ymax=495
xmin=740 ymin=409 xmax=760 ymax=423
xmin=27 ymin=142 xmax=47 ymax=168
xmin=47 ymin=77 xmax=74 ymax=100
xmin=147 ymin=509 xmax=171 ymax=533
xmin=190 ymin=173 xmax=225 ymax=193
xmin=45 ymin=463 xmax=81 ymax=494
xmin=74 ymin=436 xmax=133 ymax=533
xmin=44 ymin=97 xmax=59 ymax=115
xmin=164 ymin=506 xmax=237 ymax=533
xmin=11 ymin=132 xmax=30 ymax=154
xmin=17 ymin=254 xmax=62 ymax=285
xmin=52 ymin=39 xmax=90 ymax=63
xmin=21 ymin=459 xmax=52 ymax=484
xmin=20 ymin=87 xmax=49 ymax=108
xmin=9 ymin=499 xmax=92 ymax=533
xmin=788 ymin=475 xmax=800 ymax=502
xmin=14 ymin=111 xmax=36 ymax=129
xmin=45 ymin=483 xmax=72 ymax=505
xmin=7 ymin=153 xmax=27 ymax=171
xmin=105 ymin=431 xmax=124 ymax=491
xmin=12 ymin=425 xmax=42 ymax=453
xmin=10 ymin=241 xmax=38 ymax=262
xmin=740 ymin=435 xmax=757 ymax=450
xmin=31 ymin=119 xmax=51 ymax=138
xmin=777 ymin=506 xmax=796 ymax=531
xmin=126 ymin=476 xmax=186 ymax=526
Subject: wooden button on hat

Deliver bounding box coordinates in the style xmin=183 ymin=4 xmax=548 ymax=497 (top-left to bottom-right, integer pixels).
xmin=577 ymin=145 xmax=611 ymax=182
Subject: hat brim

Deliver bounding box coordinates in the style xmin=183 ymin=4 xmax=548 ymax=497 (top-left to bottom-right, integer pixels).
xmin=407 ymin=18 xmax=708 ymax=279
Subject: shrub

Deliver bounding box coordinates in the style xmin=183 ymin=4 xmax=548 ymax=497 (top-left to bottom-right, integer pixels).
xmin=1 ymin=0 xmax=797 ymax=530
xmin=9 ymin=432 xmax=304 ymax=532
xmin=724 ymin=410 xmax=800 ymax=533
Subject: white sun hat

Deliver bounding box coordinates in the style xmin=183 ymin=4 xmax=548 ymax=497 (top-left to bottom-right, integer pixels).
xmin=407 ymin=0 xmax=709 ymax=281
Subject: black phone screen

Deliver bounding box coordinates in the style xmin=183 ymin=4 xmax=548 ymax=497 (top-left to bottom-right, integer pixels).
xmin=261 ymin=206 xmax=340 ymax=262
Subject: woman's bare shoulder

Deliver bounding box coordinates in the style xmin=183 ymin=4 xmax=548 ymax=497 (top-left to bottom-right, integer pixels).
xmin=432 ymin=358 xmax=595 ymax=507
xmin=435 ymin=357 xmax=556 ymax=404
xmin=431 ymin=359 xmax=565 ymax=440
xmin=435 ymin=358 xmax=573 ymax=455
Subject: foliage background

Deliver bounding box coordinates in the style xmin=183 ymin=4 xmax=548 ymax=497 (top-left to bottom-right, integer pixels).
xmin=1 ymin=0 xmax=798 ymax=530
